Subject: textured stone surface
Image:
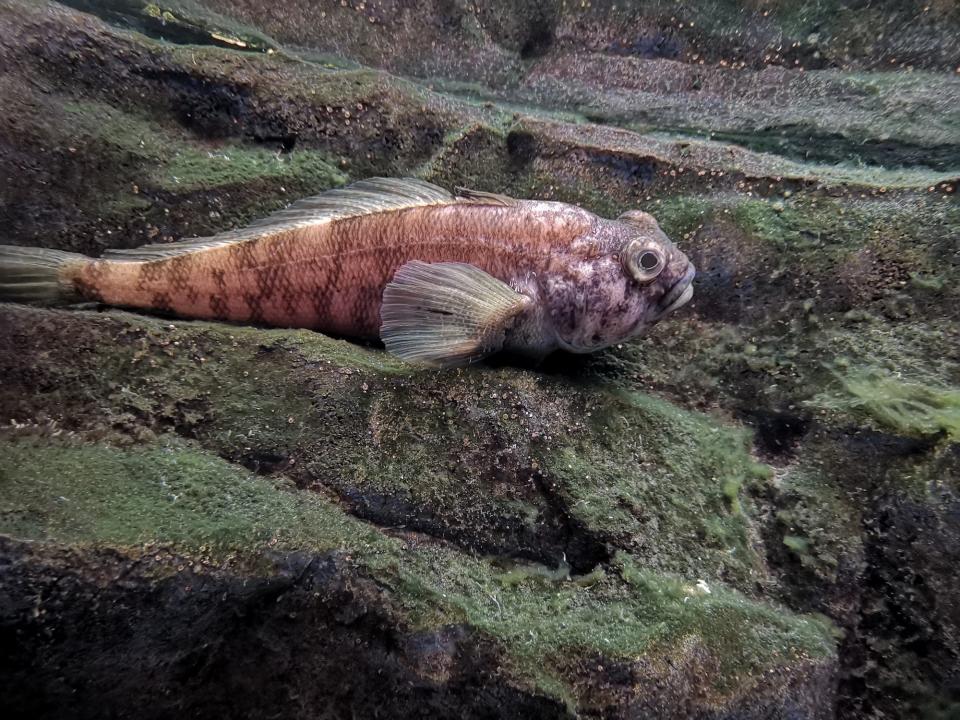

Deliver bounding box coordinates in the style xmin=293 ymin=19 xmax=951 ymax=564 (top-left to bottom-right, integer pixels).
xmin=0 ymin=1 xmax=958 ymax=718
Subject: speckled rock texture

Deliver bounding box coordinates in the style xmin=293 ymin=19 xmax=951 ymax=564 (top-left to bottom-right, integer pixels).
xmin=0 ymin=1 xmax=958 ymax=718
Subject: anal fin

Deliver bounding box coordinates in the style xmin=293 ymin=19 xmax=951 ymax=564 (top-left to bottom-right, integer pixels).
xmin=380 ymin=261 xmax=531 ymax=368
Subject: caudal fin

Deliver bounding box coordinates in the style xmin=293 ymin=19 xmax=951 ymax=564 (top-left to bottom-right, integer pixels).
xmin=0 ymin=245 xmax=86 ymax=305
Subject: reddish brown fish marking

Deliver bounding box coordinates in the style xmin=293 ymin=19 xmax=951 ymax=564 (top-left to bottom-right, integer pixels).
xmin=35 ymin=177 xmax=694 ymax=364
xmin=68 ymin=201 xmax=594 ymax=335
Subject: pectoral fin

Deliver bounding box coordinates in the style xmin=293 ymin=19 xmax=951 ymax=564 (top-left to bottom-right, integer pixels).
xmin=380 ymin=261 xmax=531 ymax=368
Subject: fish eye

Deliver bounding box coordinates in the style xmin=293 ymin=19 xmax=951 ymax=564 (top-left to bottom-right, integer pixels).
xmin=639 ymin=251 xmax=660 ymax=271
xmin=622 ymin=242 xmax=665 ymax=283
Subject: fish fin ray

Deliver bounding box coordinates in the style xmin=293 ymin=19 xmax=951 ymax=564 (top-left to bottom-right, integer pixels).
xmin=0 ymin=245 xmax=85 ymax=305
xmin=246 ymin=177 xmax=454 ymax=228
xmin=102 ymin=177 xmax=455 ymax=261
xmin=454 ymin=187 xmax=519 ymax=207
xmin=380 ymin=261 xmax=531 ymax=368
xmin=100 ymin=237 xmax=245 ymax=261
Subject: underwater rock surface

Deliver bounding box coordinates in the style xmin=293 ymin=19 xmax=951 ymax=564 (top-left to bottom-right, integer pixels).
xmin=0 ymin=1 xmax=957 ymax=718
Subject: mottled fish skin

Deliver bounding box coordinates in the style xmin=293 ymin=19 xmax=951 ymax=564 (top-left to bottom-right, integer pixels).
xmin=60 ymin=180 xmax=694 ymax=361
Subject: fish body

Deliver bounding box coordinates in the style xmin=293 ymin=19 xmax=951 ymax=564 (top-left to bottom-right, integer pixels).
xmin=0 ymin=178 xmax=695 ymax=367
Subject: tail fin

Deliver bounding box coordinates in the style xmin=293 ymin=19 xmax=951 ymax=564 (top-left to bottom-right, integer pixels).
xmin=0 ymin=245 xmax=86 ymax=306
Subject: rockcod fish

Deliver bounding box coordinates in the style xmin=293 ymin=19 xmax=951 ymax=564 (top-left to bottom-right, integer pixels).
xmin=0 ymin=178 xmax=695 ymax=367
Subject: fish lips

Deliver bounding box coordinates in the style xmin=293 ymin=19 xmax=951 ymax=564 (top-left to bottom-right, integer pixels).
xmin=655 ymin=263 xmax=696 ymax=318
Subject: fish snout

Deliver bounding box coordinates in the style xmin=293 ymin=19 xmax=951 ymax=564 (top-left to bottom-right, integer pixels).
xmin=655 ymin=262 xmax=696 ymax=318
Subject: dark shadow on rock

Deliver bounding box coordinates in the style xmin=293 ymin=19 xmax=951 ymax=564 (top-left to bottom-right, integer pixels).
xmin=0 ymin=539 xmax=571 ymax=720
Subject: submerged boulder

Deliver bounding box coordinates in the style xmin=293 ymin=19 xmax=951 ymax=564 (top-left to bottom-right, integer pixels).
xmin=0 ymin=305 xmax=838 ymax=719
xmin=1 ymin=1 xmax=958 ymax=718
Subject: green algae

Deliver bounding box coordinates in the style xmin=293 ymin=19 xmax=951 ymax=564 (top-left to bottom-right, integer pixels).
xmin=162 ymin=146 xmax=344 ymax=191
xmin=541 ymin=389 xmax=768 ymax=589
xmin=389 ymin=547 xmax=836 ymax=704
xmin=1 ymin=308 xmax=567 ymax=564
xmin=590 ymin=186 xmax=960 ymax=428
xmin=0 ymin=436 xmax=390 ymax=556
xmin=615 ymin=554 xmax=835 ymax=688
xmin=811 ymin=320 xmax=960 ymax=396
xmin=771 ymin=429 xmax=909 ymax=585
xmin=910 ymin=272 xmax=947 ymax=292
xmin=61 ymin=100 xmax=346 ymax=193
xmin=729 ymin=194 xmax=960 ymax=255
xmin=30 ymin=308 xmax=773 ymax=588
xmin=808 ymin=370 xmax=960 ymax=441
xmin=2 ymin=305 xmax=773 ymax=586
xmin=649 ymin=195 xmax=713 ymax=239
xmin=0 ymin=433 xmax=836 ymax=708
xmin=783 ymin=535 xmax=812 ymax=555
xmin=722 ymin=477 xmax=744 ymax=515
xmin=492 ymin=559 xmax=572 ymax=587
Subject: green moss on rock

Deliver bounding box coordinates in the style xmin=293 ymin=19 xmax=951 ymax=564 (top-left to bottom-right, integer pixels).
xmin=542 ymin=389 xmax=769 ymax=588
xmin=0 ymin=433 xmax=836 ymax=710
xmin=808 ymin=370 xmax=960 ymax=441
xmin=0 ymin=305 xmax=785 ymax=592
xmin=0 ymin=437 xmax=389 ymax=556
xmin=62 ymin=100 xmax=347 ymax=193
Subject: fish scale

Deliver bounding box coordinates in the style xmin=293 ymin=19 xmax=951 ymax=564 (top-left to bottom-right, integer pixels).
xmin=0 ymin=177 xmax=695 ymax=367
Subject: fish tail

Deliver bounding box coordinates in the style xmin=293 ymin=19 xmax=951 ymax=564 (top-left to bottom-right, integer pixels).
xmin=0 ymin=245 xmax=88 ymax=306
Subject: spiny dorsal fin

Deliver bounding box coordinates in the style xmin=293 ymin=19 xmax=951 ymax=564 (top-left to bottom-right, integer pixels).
xmin=102 ymin=177 xmax=456 ymax=262
xmin=246 ymin=177 xmax=454 ymax=229
xmin=455 ymin=186 xmax=518 ymax=207
xmin=380 ymin=261 xmax=531 ymax=368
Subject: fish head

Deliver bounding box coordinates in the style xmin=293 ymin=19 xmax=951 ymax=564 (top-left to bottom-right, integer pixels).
xmin=546 ymin=210 xmax=695 ymax=353
xmin=617 ymin=209 xmax=696 ymax=327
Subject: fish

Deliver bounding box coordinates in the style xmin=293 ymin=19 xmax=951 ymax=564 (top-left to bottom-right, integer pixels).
xmin=0 ymin=177 xmax=695 ymax=367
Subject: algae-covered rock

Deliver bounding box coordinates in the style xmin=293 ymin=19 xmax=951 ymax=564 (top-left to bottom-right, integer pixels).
xmin=1 ymin=1 xmax=958 ymax=718
xmin=0 ymin=306 xmax=837 ymax=719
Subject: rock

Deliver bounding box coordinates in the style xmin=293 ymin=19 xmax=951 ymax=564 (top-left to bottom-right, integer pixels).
xmin=0 ymin=1 xmax=958 ymax=718
xmin=0 ymin=306 xmax=838 ymax=718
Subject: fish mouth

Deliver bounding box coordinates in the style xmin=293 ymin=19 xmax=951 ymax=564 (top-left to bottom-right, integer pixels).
xmin=655 ymin=263 xmax=696 ymax=318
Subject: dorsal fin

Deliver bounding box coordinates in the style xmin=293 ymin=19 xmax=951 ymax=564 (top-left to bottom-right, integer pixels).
xmin=454 ymin=186 xmax=518 ymax=207
xmin=101 ymin=177 xmax=456 ymax=262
